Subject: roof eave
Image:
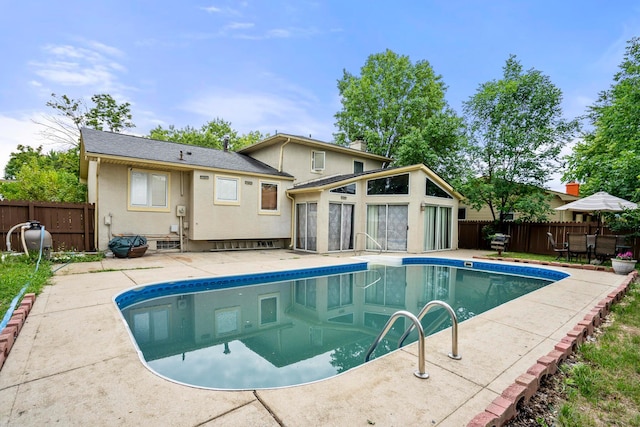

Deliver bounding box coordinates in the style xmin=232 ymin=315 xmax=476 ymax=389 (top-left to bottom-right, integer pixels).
xmin=83 ymin=153 xmax=294 ymax=180
xmin=239 ymin=133 xmax=393 ymax=162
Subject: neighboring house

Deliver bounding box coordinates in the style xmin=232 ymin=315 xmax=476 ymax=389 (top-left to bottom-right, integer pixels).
xmin=80 ymin=129 xmax=462 ymax=254
xmin=458 ymin=187 xmax=580 ymax=222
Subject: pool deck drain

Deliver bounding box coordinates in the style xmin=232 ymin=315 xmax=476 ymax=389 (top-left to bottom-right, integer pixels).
xmin=0 ymin=249 xmax=632 ymax=426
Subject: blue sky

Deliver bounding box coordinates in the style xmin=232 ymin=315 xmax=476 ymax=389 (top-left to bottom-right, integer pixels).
xmin=1 ymin=1 xmax=639 ymax=191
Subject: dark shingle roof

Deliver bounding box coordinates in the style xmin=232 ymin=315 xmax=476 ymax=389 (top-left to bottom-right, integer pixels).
xmin=81 ymin=128 xmax=292 ymax=178
xmin=292 ymin=168 xmax=393 ymax=190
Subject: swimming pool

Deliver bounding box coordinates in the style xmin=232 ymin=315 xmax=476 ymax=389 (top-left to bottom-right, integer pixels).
xmin=115 ymin=258 xmax=568 ymax=390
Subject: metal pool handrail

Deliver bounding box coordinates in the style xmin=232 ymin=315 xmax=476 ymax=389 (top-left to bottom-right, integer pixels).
xmin=359 ymin=269 xmax=382 ymax=290
xmin=354 ymin=232 xmax=382 ymax=255
xmin=364 ymin=310 xmax=429 ymax=379
xmin=398 ymin=300 xmax=462 ymax=360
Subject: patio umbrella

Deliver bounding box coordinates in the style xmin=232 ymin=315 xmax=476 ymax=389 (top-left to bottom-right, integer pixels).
xmin=555 ymin=191 xmax=638 ymax=231
xmin=554 ymin=191 xmax=637 ymax=213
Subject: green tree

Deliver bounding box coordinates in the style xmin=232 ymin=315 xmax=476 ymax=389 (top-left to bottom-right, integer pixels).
xmin=85 ymin=94 xmax=135 ymax=133
xmin=3 ymin=145 xmax=45 ymax=180
xmin=459 ymin=55 xmax=579 ymax=226
xmin=35 ymin=93 xmax=135 ymax=147
xmin=3 ymin=145 xmax=80 ymax=180
xmin=564 ymin=37 xmax=640 ymax=201
xmin=334 ymin=49 xmax=462 ymax=171
xmin=149 ymin=118 xmax=267 ymax=151
xmin=0 ymin=158 xmax=86 ymax=202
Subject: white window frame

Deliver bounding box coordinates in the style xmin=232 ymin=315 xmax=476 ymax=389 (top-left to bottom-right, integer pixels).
xmin=311 ymin=151 xmax=325 ymax=171
xmin=128 ymin=168 xmax=170 ymax=212
xmin=259 ymin=180 xmax=280 ymax=214
xmin=259 ymin=293 xmax=279 ymax=326
xmin=214 ymin=306 xmax=241 ymax=337
xmin=214 ymin=175 xmax=240 ymax=205
xmin=130 ymin=304 xmax=171 ymax=343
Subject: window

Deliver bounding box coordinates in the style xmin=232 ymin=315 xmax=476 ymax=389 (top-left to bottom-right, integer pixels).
xmin=327 ymin=275 xmax=353 ymax=309
xmin=259 ymin=294 xmax=279 ymax=325
xmin=312 ymin=151 xmax=325 ymax=171
xmin=330 ymin=183 xmax=356 ymax=195
xmin=458 ymin=207 xmax=467 ymax=220
xmin=354 ymin=160 xmax=364 ymax=173
xmin=367 ymin=174 xmax=409 ymax=195
xmin=501 ymin=212 xmax=515 ymax=221
xmin=131 ymin=305 xmax=170 ymax=344
xmin=129 ymin=169 xmax=169 ymax=211
xmin=215 ymin=307 xmax=240 ymax=336
xmin=426 ymin=178 xmax=452 ymax=199
xmin=260 ymin=181 xmax=278 ymax=212
xmin=215 ymin=176 xmax=239 ymax=204
xmin=295 ymin=279 xmax=317 ymax=309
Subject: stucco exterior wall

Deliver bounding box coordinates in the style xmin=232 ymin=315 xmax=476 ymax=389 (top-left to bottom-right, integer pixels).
xmin=94 ymin=163 xmax=190 ymax=250
xmin=190 ymin=170 xmax=293 ymax=241
xmin=247 ymin=142 xmax=385 ymax=185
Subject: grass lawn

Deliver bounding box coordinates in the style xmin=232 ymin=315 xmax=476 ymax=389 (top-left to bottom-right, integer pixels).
xmin=486 ymin=251 xmax=614 ymax=267
xmin=1 ymin=252 xmax=104 ymax=322
xmin=0 ymin=255 xmax=52 ymax=321
xmin=557 ymin=282 xmax=640 ymax=426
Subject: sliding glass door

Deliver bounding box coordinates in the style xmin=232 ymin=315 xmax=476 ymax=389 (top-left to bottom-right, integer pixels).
xmin=296 ymin=203 xmax=317 ymax=251
xmin=424 ymin=205 xmax=452 ymax=251
xmin=328 ymin=203 xmax=354 ymax=251
xmin=366 ymin=205 xmax=408 ymax=251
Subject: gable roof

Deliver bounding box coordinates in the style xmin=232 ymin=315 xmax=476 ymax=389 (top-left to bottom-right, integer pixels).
xmin=288 ymin=164 xmax=463 ymax=199
xmin=547 ymin=189 xmax=580 ymax=202
xmin=238 ymin=133 xmax=393 ymax=162
xmin=79 ymin=128 xmax=293 ymax=180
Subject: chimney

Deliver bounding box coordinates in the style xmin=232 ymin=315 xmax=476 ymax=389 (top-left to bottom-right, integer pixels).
xmin=566 ymin=182 xmax=580 ymax=196
xmin=349 ymin=139 xmax=367 ymax=152
xmin=223 ymin=135 xmax=229 ymax=152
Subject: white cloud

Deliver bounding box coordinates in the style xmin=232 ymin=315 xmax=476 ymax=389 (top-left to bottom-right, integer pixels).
xmin=29 ymin=41 xmax=128 ymax=94
xmin=266 ymin=29 xmax=291 ymax=38
xmin=200 ymin=5 xmax=241 ymax=16
xmin=226 ymin=22 xmax=254 ymax=30
xmin=202 ymin=6 xmax=222 ymax=13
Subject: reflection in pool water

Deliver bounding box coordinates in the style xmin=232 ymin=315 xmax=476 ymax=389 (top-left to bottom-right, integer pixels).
xmin=118 ymin=262 xmax=566 ymax=390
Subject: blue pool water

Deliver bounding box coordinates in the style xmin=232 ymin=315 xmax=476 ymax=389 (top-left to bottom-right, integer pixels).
xmin=115 ymin=258 xmax=568 ymax=390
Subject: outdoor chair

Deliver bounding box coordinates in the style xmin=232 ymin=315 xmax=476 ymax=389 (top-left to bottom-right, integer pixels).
xmin=566 ymin=233 xmax=589 ymax=263
xmin=593 ymin=235 xmax=617 ymax=263
xmin=546 ymin=232 xmax=568 ymax=260
xmin=490 ymin=233 xmax=510 ymax=256
xmin=616 ymin=235 xmax=632 ymax=254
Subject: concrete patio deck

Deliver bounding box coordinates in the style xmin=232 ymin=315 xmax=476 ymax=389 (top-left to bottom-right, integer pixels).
xmin=0 ymin=249 xmax=631 ymax=426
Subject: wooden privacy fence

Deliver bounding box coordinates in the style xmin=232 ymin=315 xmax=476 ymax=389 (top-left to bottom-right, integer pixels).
xmin=0 ymin=201 xmax=95 ymax=252
xmin=459 ymin=220 xmax=640 ymax=257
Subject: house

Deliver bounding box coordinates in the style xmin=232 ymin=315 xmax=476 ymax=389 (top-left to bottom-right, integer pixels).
xmin=80 ymin=129 xmax=462 ymax=254
xmin=458 ymin=186 xmax=580 ymax=222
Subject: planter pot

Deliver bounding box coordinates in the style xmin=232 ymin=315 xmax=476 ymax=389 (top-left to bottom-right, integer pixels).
xmin=611 ymin=259 xmax=637 ymax=275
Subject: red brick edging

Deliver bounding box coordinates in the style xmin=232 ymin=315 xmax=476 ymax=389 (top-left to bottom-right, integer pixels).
xmin=0 ymin=293 xmax=36 ymax=371
xmin=466 ymin=262 xmax=637 ymax=427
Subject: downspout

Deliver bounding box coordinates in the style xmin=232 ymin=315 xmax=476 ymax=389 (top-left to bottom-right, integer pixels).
xmin=94 ymin=158 xmax=100 ymax=251
xmin=281 ymin=137 xmax=294 ymax=248
xmin=287 ymin=191 xmax=296 ymax=249
xmin=278 ymin=137 xmax=291 ymax=172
